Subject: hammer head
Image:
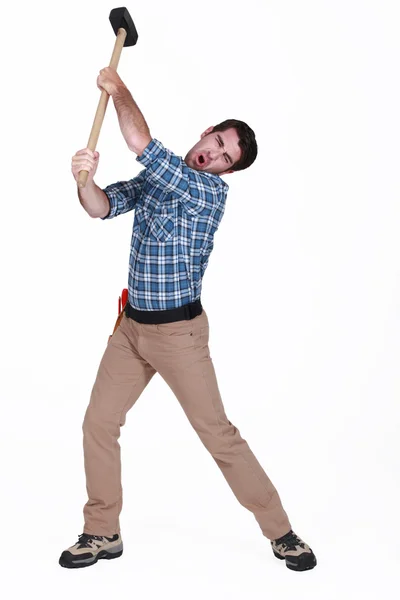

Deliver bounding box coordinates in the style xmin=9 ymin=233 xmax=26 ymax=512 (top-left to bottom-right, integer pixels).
xmin=109 ymin=7 xmax=138 ymax=47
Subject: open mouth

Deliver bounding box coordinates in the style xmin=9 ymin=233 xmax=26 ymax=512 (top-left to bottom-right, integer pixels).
xmin=197 ymin=154 xmax=205 ymax=167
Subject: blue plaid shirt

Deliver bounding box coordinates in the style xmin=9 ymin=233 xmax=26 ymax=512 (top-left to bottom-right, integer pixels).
xmin=101 ymin=139 xmax=229 ymax=310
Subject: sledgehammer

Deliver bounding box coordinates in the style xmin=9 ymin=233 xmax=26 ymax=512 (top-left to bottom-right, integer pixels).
xmin=78 ymin=7 xmax=138 ymax=188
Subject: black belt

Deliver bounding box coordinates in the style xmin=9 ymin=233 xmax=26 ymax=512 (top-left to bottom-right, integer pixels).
xmin=124 ymin=298 xmax=203 ymax=324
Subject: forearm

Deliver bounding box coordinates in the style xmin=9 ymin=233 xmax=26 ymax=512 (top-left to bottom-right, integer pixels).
xmin=112 ymin=86 xmax=152 ymax=155
xmin=77 ymin=181 xmax=110 ymax=218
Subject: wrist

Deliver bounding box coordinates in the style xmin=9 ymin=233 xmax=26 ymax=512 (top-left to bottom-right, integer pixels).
xmin=112 ymin=83 xmax=128 ymax=98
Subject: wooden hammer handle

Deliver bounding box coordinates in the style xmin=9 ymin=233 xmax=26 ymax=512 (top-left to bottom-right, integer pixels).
xmin=78 ymin=28 xmax=127 ymax=188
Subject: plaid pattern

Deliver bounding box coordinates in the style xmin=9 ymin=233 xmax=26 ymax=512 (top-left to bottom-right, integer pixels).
xmin=101 ymin=139 xmax=229 ymax=310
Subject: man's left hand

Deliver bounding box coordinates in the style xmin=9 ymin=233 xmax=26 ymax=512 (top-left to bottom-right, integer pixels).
xmin=97 ymin=67 xmax=126 ymax=96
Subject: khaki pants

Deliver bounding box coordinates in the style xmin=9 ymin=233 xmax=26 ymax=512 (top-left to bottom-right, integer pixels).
xmin=82 ymin=308 xmax=291 ymax=540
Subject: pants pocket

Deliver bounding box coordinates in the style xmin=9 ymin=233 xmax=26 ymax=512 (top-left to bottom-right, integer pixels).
xmin=156 ymin=319 xmax=194 ymax=337
xmin=193 ymin=325 xmax=209 ymax=350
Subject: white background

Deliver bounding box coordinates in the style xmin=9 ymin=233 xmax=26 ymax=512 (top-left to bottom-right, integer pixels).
xmin=0 ymin=0 xmax=399 ymax=597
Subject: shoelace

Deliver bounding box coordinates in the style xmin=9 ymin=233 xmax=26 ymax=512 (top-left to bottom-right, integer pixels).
xmin=276 ymin=531 xmax=304 ymax=551
xmin=76 ymin=533 xmax=104 ymax=549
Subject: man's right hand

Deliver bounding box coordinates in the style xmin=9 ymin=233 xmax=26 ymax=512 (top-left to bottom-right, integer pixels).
xmin=71 ymin=149 xmax=100 ymax=184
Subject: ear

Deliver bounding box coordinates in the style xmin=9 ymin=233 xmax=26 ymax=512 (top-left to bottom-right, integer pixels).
xmin=200 ymin=126 xmax=214 ymax=139
xmin=219 ymin=169 xmax=234 ymax=176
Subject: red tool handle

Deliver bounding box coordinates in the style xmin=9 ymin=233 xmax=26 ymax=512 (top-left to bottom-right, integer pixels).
xmin=121 ymin=288 xmax=128 ymax=310
xmin=110 ymin=288 xmax=129 ymax=342
xmin=118 ymin=289 xmax=128 ymax=315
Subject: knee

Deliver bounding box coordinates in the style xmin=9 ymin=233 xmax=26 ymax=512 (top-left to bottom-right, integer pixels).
xmin=200 ymin=420 xmax=245 ymax=457
xmin=82 ymin=404 xmax=119 ymax=438
xmin=82 ymin=405 xmax=96 ymax=435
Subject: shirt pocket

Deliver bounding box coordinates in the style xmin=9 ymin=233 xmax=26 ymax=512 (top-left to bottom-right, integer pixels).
xmin=149 ymin=209 xmax=176 ymax=243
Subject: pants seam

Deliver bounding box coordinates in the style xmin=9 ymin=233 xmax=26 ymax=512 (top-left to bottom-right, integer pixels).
xmin=113 ymin=369 xmax=148 ymax=534
xmin=201 ymin=358 xmax=274 ymax=502
xmin=201 ymin=359 xmax=228 ymax=443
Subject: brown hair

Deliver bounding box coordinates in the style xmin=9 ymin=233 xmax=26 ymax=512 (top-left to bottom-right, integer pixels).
xmin=211 ymin=119 xmax=258 ymax=171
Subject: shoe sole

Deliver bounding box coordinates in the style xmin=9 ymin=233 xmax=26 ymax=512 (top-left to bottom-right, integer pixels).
xmin=273 ymin=549 xmax=317 ymax=572
xmin=59 ymin=548 xmax=123 ymax=569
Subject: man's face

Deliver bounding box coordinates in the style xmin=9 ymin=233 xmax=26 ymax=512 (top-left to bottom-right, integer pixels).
xmin=184 ymin=126 xmax=242 ymax=175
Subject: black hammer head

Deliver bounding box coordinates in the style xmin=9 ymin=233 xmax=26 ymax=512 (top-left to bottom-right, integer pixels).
xmin=109 ymin=7 xmax=138 ymax=47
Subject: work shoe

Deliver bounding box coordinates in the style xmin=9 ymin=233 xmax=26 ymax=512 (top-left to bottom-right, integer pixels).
xmin=271 ymin=530 xmax=317 ymax=571
xmin=59 ymin=533 xmax=123 ymax=569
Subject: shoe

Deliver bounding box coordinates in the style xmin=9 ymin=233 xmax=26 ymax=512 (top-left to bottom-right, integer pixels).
xmin=59 ymin=533 xmax=123 ymax=569
xmin=271 ymin=530 xmax=317 ymax=571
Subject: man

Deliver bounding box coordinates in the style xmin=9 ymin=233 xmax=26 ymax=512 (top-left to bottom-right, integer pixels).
xmin=59 ymin=67 xmax=317 ymax=572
